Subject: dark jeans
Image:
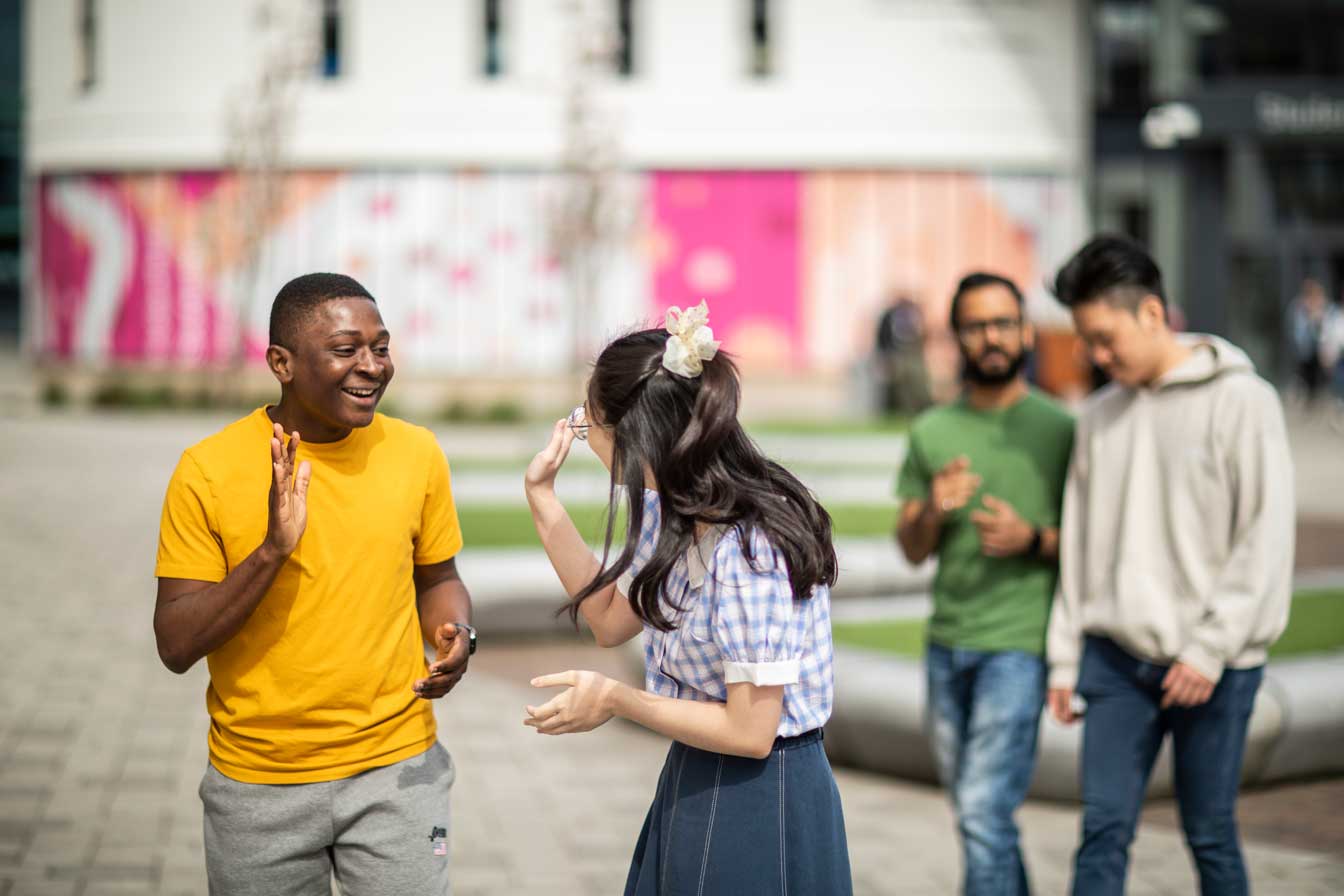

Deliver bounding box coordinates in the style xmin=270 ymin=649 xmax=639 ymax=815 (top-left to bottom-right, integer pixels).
xmin=926 ymin=643 xmax=1046 ymax=896
xmin=1072 ymin=636 xmax=1263 ymax=896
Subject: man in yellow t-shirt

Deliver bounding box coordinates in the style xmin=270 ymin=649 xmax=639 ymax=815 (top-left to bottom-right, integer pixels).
xmin=154 ymin=273 xmax=473 ymax=895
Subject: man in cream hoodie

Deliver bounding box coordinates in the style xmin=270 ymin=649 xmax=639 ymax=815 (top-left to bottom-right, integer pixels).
xmin=1045 ymin=236 xmax=1294 ymax=896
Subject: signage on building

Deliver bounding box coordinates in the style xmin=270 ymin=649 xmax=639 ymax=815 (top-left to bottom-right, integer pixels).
xmin=1163 ymin=87 xmax=1344 ymax=143
xmin=1255 ymin=92 xmax=1344 ymax=137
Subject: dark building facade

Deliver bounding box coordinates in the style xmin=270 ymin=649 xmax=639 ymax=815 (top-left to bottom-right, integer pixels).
xmin=0 ymin=0 xmax=20 ymax=342
xmin=1093 ymin=0 xmax=1344 ymax=381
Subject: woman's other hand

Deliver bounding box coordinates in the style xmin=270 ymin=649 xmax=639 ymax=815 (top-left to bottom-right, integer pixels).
xmin=524 ymin=669 xmax=623 ymax=735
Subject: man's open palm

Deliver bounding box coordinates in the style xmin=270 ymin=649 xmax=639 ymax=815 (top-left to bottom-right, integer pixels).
xmin=266 ymin=422 xmax=311 ymax=557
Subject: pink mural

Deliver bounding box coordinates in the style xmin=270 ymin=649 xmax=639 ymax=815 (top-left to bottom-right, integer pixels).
xmin=33 ymin=171 xmax=632 ymax=372
xmin=801 ymin=171 xmax=1059 ymax=385
xmin=39 ymin=175 xmax=238 ymax=363
xmin=37 ymin=179 xmax=92 ymax=359
xmin=34 ymin=169 xmax=1076 ymax=380
xmin=650 ymin=173 xmax=802 ymax=369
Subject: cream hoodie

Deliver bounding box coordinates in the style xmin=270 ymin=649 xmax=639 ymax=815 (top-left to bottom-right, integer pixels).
xmin=1047 ymin=334 xmax=1295 ymax=688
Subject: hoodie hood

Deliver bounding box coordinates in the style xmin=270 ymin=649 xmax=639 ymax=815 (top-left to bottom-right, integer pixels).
xmin=1154 ymin=333 xmax=1255 ymax=389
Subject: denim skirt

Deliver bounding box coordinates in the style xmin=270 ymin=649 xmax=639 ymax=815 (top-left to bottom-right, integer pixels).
xmin=624 ymin=729 xmax=852 ymax=896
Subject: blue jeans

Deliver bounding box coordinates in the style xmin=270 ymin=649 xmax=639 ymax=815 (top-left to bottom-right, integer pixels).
xmin=1072 ymin=637 xmax=1263 ymax=896
xmin=926 ymin=643 xmax=1046 ymax=896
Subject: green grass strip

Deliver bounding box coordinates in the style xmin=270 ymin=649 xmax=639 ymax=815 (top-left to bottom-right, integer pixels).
xmin=831 ymin=618 xmax=928 ymax=657
xmin=1268 ymin=590 xmax=1344 ymax=658
xmin=832 ymin=591 xmax=1344 ymax=661
xmin=746 ymin=418 xmax=912 ymax=436
xmin=458 ymin=502 xmax=897 ymax=548
xmin=460 ymin=504 xmax=622 ymax=548
xmin=447 ymin=456 xmax=905 ymax=476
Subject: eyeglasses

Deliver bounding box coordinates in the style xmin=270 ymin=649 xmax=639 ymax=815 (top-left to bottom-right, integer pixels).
xmin=957 ymin=317 xmax=1023 ymax=340
xmin=567 ymin=405 xmax=592 ymax=441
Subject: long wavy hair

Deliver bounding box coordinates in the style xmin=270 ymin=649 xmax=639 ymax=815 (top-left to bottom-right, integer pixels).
xmin=570 ymin=329 xmax=837 ymax=631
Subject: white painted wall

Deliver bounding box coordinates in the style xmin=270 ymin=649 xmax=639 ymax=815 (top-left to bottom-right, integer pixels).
xmin=27 ymin=0 xmax=1086 ymax=173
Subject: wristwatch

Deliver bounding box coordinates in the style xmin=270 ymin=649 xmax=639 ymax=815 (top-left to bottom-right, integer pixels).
xmin=1027 ymin=527 xmax=1043 ymax=558
xmin=457 ymin=623 xmax=477 ymax=656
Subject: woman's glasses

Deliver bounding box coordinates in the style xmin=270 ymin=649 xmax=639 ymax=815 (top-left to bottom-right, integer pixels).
xmin=567 ymin=405 xmax=592 ymax=441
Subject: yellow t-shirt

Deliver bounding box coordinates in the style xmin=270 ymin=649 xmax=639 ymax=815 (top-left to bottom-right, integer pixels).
xmin=155 ymin=408 xmax=463 ymax=784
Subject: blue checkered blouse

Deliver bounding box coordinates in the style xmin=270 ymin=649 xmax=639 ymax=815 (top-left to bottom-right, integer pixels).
xmin=615 ymin=489 xmax=835 ymax=737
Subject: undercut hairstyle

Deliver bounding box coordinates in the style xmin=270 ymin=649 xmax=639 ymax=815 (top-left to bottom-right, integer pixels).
xmin=268 ymin=273 xmax=376 ymax=349
xmin=1052 ymin=235 xmax=1166 ymax=313
xmin=949 ymin=272 xmax=1025 ymax=330
xmin=571 ymin=329 xmax=838 ymax=632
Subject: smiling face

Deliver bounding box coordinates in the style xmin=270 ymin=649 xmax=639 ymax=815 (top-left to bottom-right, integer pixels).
xmin=268 ymin=297 xmax=394 ymax=435
xmin=1071 ymin=292 xmax=1168 ymax=387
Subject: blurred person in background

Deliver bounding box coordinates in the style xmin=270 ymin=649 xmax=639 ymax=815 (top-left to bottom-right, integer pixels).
xmin=875 ymin=293 xmax=932 ymax=415
xmin=1286 ymin=277 xmax=1329 ymax=405
xmin=894 ymin=272 xmax=1074 ymax=896
xmin=153 ymin=273 xmax=473 ymax=896
xmin=521 ymin=303 xmax=852 ymax=895
xmin=1318 ymin=290 xmax=1344 ymax=405
xmin=1047 ymin=236 xmax=1294 ymax=896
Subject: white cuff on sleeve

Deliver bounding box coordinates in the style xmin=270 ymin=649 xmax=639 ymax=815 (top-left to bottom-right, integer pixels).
xmin=723 ymin=659 xmax=801 ymax=686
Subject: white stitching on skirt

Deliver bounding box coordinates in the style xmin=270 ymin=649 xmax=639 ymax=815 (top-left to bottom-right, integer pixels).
xmin=696 ymin=757 xmax=724 ymax=896
xmin=779 ymin=747 xmax=788 ymax=896
xmin=662 ymin=747 xmax=690 ymax=895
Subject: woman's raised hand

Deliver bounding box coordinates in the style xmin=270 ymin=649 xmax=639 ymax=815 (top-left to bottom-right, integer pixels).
xmin=524 ymin=418 xmax=577 ymax=497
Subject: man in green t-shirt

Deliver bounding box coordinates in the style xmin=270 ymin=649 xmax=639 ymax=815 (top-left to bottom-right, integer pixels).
xmin=894 ymin=272 xmax=1074 ymax=896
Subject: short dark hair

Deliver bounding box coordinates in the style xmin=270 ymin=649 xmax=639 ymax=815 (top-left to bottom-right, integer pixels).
xmin=1052 ymin=235 xmax=1166 ymax=312
xmin=949 ymin=272 xmax=1024 ymax=330
xmin=269 ymin=273 xmax=376 ymax=348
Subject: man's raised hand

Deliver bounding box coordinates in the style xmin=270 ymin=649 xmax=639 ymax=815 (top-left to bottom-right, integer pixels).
xmin=929 ymin=456 xmax=981 ymax=518
xmin=264 ymin=422 xmax=311 ymax=559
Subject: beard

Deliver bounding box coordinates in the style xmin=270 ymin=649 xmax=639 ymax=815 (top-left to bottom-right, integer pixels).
xmin=962 ymin=348 xmax=1027 ymax=385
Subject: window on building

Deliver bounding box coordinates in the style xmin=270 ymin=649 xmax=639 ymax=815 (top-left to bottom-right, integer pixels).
xmin=320 ymin=0 xmax=342 ymax=79
xmin=483 ymin=0 xmax=504 ymax=77
xmin=77 ymin=0 xmax=96 ymax=92
xmin=749 ymin=0 xmax=772 ymax=77
xmin=1197 ymin=5 xmax=1344 ymax=81
xmin=1094 ymin=1 xmax=1152 ymax=114
xmin=614 ymin=0 xmax=634 ymax=77
xmin=1266 ymin=148 xmax=1344 ymax=227
xmin=1120 ymin=201 xmax=1151 ymax=248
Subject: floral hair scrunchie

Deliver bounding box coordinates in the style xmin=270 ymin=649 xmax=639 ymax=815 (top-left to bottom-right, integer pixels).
xmin=661 ymin=301 xmax=721 ymax=378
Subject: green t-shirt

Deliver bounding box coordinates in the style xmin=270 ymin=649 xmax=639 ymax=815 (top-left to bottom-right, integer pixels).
xmin=895 ymin=390 xmax=1074 ymax=655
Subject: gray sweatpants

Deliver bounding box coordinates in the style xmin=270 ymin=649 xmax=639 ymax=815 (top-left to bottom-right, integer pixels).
xmin=200 ymin=742 xmax=455 ymax=896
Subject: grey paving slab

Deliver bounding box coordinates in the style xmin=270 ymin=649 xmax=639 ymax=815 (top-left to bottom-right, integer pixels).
xmin=2 ymin=411 xmax=1343 ymax=895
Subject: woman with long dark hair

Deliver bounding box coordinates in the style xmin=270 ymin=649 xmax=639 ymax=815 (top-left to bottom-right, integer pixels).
xmin=522 ymin=303 xmax=852 ymax=894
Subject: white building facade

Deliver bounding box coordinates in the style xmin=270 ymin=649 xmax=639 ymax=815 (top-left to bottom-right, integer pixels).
xmin=26 ymin=0 xmax=1090 ymax=395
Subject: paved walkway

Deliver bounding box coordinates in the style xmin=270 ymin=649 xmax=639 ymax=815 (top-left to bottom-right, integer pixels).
xmin=1 ymin=412 xmax=1342 ymax=895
